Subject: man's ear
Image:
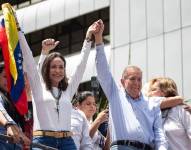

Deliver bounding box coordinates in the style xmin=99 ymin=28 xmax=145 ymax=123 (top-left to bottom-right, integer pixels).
xmin=121 ymin=78 xmax=124 ymax=86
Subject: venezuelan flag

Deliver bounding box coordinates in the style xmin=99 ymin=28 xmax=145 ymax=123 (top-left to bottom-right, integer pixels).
xmin=0 ymin=19 xmax=11 ymax=90
xmin=0 ymin=3 xmax=28 ymax=115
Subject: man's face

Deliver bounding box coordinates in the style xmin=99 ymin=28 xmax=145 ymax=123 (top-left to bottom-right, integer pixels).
xmin=121 ymin=68 xmax=142 ymax=99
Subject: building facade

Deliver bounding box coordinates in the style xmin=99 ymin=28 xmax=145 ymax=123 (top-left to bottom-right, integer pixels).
xmin=1 ymin=0 xmax=191 ymax=99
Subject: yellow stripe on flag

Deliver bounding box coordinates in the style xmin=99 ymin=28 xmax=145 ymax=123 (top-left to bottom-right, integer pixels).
xmin=2 ymin=3 xmax=18 ymax=83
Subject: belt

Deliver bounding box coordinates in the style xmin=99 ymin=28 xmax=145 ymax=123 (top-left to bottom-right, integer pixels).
xmin=33 ymin=130 xmax=73 ymax=138
xmin=111 ymin=140 xmax=153 ymax=150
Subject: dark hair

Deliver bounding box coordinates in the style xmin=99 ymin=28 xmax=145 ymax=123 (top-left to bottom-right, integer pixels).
xmin=41 ymin=52 xmax=68 ymax=91
xmin=0 ymin=62 xmax=5 ymax=73
xmin=76 ymin=91 xmax=94 ymax=104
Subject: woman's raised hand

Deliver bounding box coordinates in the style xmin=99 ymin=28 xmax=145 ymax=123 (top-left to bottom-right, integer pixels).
xmin=41 ymin=38 xmax=60 ymax=55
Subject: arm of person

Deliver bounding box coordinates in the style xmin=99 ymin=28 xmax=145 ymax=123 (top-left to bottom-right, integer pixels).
xmin=89 ymin=109 xmax=108 ymax=138
xmin=95 ymin=20 xmax=119 ymax=102
xmin=183 ymin=103 xmax=191 ymax=113
xmin=0 ymin=96 xmax=30 ymax=144
xmin=153 ymin=106 xmax=168 ymax=150
xmin=103 ymin=128 xmax=110 ymax=150
xmin=160 ymin=96 xmax=183 ymax=109
xmin=0 ymin=96 xmax=16 ymax=126
xmin=66 ymin=21 xmax=99 ymax=99
xmin=19 ymin=31 xmax=43 ymax=102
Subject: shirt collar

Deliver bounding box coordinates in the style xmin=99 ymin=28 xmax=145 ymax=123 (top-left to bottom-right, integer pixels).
xmin=125 ymin=90 xmax=142 ymax=102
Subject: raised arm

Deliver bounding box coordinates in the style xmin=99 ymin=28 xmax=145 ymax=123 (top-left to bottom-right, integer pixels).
xmin=95 ymin=20 xmax=118 ymax=100
xmin=19 ymin=31 xmax=43 ymax=102
xmin=66 ymin=20 xmax=100 ymax=98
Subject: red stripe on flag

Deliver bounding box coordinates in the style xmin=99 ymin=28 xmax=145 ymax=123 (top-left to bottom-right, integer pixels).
xmin=15 ymin=90 xmax=28 ymax=115
xmin=0 ymin=22 xmax=11 ymax=90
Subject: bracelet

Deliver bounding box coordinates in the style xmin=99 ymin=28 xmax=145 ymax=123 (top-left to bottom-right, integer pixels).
xmin=4 ymin=121 xmax=16 ymax=129
xmin=85 ymin=36 xmax=92 ymax=42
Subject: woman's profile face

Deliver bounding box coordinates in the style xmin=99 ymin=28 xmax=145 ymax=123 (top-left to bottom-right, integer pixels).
xmin=78 ymin=96 xmax=97 ymax=119
xmin=0 ymin=69 xmax=8 ymax=92
xmin=49 ymin=57 xmax=65 ymax=87
xmin=148 ymin=82 xmax=165 ymax=97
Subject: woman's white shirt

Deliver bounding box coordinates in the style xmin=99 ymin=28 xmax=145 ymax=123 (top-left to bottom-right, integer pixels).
xmin=71 ymin=109 xmax=93 ymax=150
xmin=19 ymin=33 xmax=92 ymax=131
xmin=163 ymin=105 xmax=191 ymax=150
xmin=87 ymin=120 xmax=105 ymax=150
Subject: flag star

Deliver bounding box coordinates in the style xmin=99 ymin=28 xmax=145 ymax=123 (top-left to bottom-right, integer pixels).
xmin=19 ymin=65 xmax=22 ymax=70
xmin=17 ymin=59 xmax=22 ymax=64
xmin=18 ymin=53 xmax=22 ymax=57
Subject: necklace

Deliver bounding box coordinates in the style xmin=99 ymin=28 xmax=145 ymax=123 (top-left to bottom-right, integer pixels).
xmin=51 ymin=88 xmax=62 ymax=114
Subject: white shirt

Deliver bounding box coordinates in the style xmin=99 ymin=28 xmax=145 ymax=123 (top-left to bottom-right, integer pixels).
xmin=87 ymin=120 xmax=105 ymax=150
xmin=163 ymin=105 xmax=191 ymax=150
xmin=71 ymin=109 xmax=93 ymax=150
xmin=19 ymin=32 xmax=91 ymax=131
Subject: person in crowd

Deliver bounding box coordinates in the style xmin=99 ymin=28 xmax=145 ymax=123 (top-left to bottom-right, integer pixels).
xmin=0 ymin=62 xmax=31 ymax=150
xmin=71 ymin=104 xmax=93 ymax=150
xmin=94 ymin=19 xmax=167 ymax=150
xmin=76 ymin=91 xmax=109 ymax=150
xmin=142 ymin=82 xmax=184 ymax=109
xmin=20 ymin=20 xmax=101 ymax=149
xmin=147 ymin=77 xmax=191 ymax=150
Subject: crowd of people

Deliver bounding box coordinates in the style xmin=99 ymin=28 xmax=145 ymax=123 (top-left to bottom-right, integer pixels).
xmin=0 ymin=19 xmax=191 ymax=150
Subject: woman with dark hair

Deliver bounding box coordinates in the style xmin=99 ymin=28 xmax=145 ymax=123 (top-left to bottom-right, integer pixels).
xmin=20 ymin=20 xmax=101 ymax=149
xmin=147 ymin=77 xmax=191 ymax=150
xmin=76 ymin=91 xmax=109 ymax=150
xmin=0 ymin=62 xmax=30 ymax=150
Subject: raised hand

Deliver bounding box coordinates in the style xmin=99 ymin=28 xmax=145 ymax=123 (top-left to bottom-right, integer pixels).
xmin=41 ymin=38 xmax=60 ymax=55
xmin=95 ymin=109 xmax=109 ymax=124
xmin=94 ymin=19 xmax=104 ymax=44
xmin=86 ymin=19 xmax=102 ymax=40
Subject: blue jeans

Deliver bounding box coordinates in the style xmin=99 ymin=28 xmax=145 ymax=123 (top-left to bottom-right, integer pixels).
xmin=32 ymin=136 xmax=77 ymax=150
xmin=111 ymin=145 xmax=141 ymax=150
xmin=0 ymin=139 xmax=22 ymax=150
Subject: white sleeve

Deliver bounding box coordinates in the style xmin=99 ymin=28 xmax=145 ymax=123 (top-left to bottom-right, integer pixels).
xmin=179 ymin=106 xmax=191 ymax=139
xmin=80 ymin=115 xmax=93 ymax=150
xmin=65 ymin=40 xmax=91 ymax=100
xmin=19 ymin=31 xmax=43 ymax=102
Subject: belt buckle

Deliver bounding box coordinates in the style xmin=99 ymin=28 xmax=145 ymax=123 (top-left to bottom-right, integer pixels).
xmin=63 ymin=132 xmax=67 ymax=137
